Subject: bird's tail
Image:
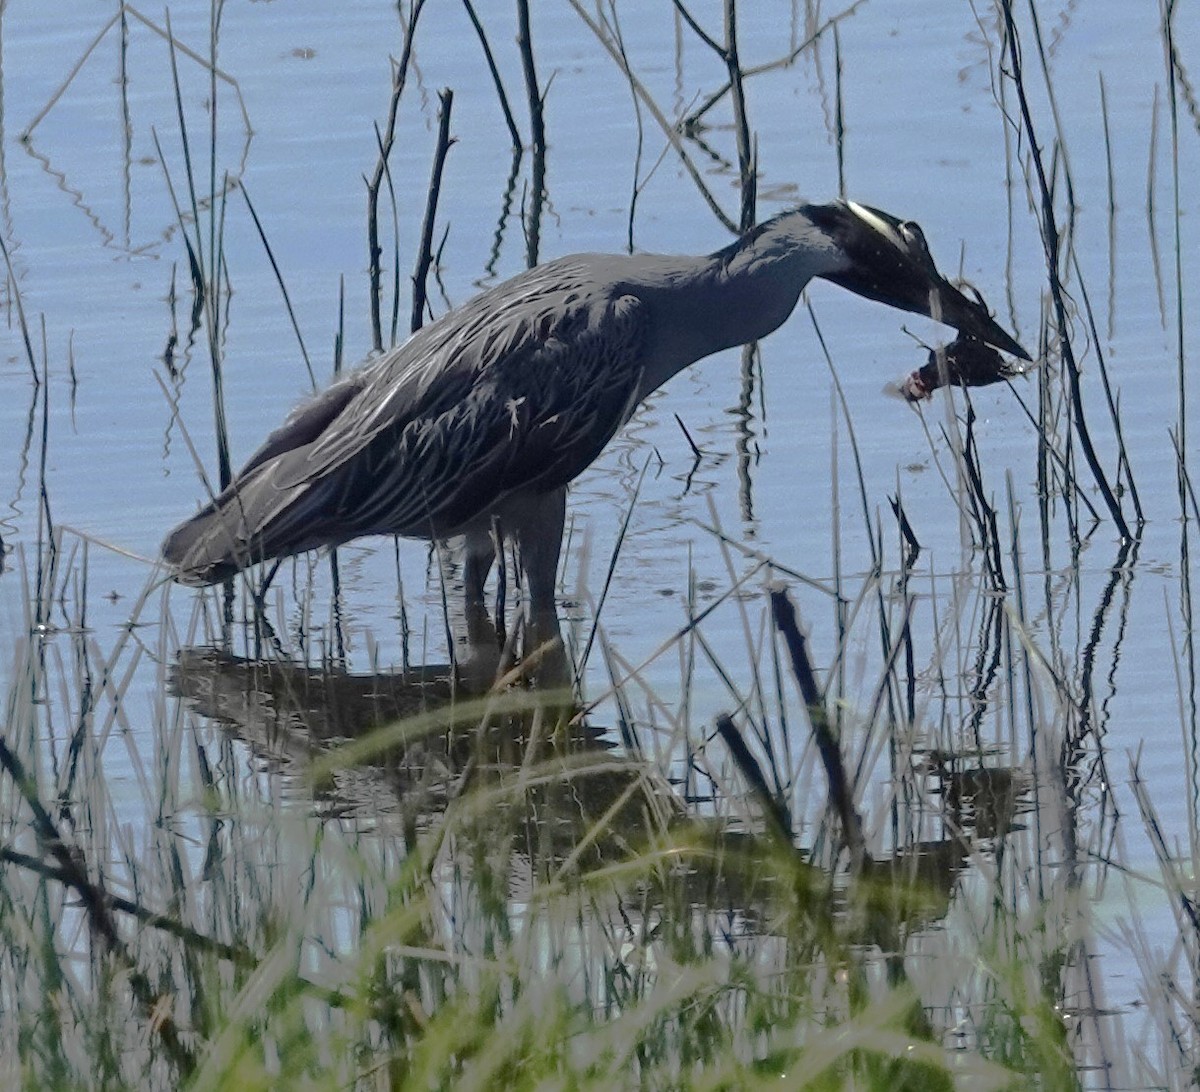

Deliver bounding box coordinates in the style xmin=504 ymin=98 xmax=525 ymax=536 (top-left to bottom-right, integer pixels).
xmin=162 ymin=472 xmax=319 ymax=585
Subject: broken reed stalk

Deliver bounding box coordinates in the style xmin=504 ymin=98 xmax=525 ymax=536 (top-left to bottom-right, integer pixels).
xmin=0 ymin=234 xmax=39 ymax=384
xmin=460 ymin=0 xmax=522 ymax=151
xmin=0 ymin=845 xmax=253 ymax=964
xmin=0 ymin=735 xmax=196 ymax=1075
xmin=516 ymin=0 xmax=545 ymax=160
xmin=673 ymin=0 xmax=755 ymax=229
xmin=998 ymin=1 xmax=1130 ymax=541
xmin=682 ymin=1 xmax=866 ymax=129
xmin=601 ymin=1 xmax=648 ymax=252
xmin=833 ymin=22 xmax=845 ymax=199
xmin=769 ymin=586 xmax=866 ymax=873
xmin=165 ymin=10 xmax=232 ymax=490
xmin=715 ymin=713 xmax=793 ymax=843
xmin=1146 ymin=86 xmax=1165 ymax=319
xmin=1065 ymin=252 xmax=1144 ymax=522
xmin=384 ymin=141 xmax=403 ymax=349
xmin=1160 ymin=2 xmax=1188 ymax=505
xmin=34 ymin=341 xmax=53 ymax=621
xmin=241 ymin=182 xmax=316 ymax=389
xmin=516 ymin=0 xmax=546 ymax=265
xmin=335 ymin=273 xmax=345 ymax=374
xmin=723 ymin=0 xmax=755 ymax=230
xmin=206 ymin=3 xmax=224 ymax=337
xmin=1171 ymin=430 xmax=1200 ymax=527
xmin=954 ymin=404 xmax=1007 ymax=592
xmin=367 ymin=0 xmax=427 ymax=353
xmin=889 ymin=494 xmax=921 ymax=572
xmin=568 ymin=0 xmax=737 ymax=234
xmin=411 ymin=89 xmax=456 ymax=334
xmin=579 ymin=455 xmax=652 ymax=674
xmin=1024 ymin=8 xmax=1141 ymax=526
xmin=1099 ymin=73 xmax=1117 ymax=342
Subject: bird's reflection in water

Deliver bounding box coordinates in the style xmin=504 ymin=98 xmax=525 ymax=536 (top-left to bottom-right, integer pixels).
xmin=918 ymin=748 xmax=1032 ymax=843
xmin=168 ymin=648 xmax=1032 ymax=947
xmin=167 ymin=647 xmax=673 ymax=871
xmin=423 ymin=532 xmax=576 ymax=693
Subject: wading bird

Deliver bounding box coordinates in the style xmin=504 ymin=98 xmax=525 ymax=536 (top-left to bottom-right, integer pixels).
xmin=164 ymin=201 xmax=1027 ymax=675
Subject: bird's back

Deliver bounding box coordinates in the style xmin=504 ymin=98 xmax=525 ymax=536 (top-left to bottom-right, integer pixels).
xmin=163 ymin=254 xmax=652 ymax=584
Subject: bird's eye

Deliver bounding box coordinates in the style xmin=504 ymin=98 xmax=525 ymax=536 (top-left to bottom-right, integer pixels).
xmin=899 ymin=220 xmax=929 ymax=254
xmin=899 ymin=220 xmax=941 ymax=276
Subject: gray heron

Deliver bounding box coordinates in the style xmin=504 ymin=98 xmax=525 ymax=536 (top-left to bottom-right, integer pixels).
xmin=163 ymin=200 xmax=1027 ymax=670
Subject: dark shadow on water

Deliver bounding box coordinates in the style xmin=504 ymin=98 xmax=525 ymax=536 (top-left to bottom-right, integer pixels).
xmin=165 ymin=644 xmax=1030 ymax=946
xmin=2 ymin=382 xmax=37 ymax=542
xmin=168 ymin=646 xmax=673 ymax=867
xmin=918 ymin=748 xmax=1033 ymax=843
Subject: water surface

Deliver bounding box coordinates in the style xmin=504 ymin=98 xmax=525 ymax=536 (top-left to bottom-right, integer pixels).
xmin=1 ymin=2 xmax=1197 ymax=1082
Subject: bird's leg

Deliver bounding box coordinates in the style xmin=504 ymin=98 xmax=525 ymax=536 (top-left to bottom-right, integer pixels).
xmin=462 ymin=527 xmax=496 ymax=633
xmin=455 ymin=528 xmax=501 ymax=690
xmin=514 ymin=486 xmax=571 ymax=690
xmin=488 ymin=514 xmax=508 ymax=645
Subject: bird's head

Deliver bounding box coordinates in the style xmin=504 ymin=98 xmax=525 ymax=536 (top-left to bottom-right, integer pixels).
xmin=804 ymin=200 xmax=1030 ymax=361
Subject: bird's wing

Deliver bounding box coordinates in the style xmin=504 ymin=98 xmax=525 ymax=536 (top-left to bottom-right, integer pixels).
xmin=163 ymin=264 xmax=649 ymax=580
xmin=234 ymin=370 xmax=370 ymax=479
xmin=238 ymin=286 xmax=648 ymax=552
xmin=316 ymin=292 xmax=647 ymax=537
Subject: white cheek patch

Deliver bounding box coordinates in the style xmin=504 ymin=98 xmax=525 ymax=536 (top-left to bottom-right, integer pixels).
xmin=846 ymin=200 xmax=904 ymax=249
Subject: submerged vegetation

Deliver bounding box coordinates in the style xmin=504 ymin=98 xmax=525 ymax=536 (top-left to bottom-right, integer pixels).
xmin=0 ymin=1 xmax=1197 ymax=1088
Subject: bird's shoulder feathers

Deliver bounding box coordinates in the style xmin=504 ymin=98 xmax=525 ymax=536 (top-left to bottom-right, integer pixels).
xmin=241 ymin=263 xmax=649 ymax=537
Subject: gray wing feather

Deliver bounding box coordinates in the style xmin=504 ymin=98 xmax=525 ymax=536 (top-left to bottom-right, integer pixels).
xmin=163 ymin=266 xmax=646 ymax=583
xmin=236 ymin=372 xmax=368 ymax=478
xmin=284 ymin=289 xmax=646 ymax=537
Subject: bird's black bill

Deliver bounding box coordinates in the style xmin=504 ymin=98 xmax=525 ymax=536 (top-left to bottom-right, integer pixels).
xmin=810 ymin=201 xmax=1031 ymax=362
xmin=927 ymin=280 xmax=1031 ymax=362
xmin=827 ymin=258 xmax=1031 ymax=362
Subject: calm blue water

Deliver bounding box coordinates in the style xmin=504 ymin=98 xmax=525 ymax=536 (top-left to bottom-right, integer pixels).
xmin=0 ymin=1 xmax=1197 ymax=1080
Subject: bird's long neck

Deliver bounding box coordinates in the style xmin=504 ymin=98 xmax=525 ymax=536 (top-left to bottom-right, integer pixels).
xmin=635 ymin=208 xmax=845 ymax=398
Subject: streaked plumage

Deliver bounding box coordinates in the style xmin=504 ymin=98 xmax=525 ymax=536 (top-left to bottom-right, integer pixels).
xmin=164 ymin=201 xmax=1027 ymax=665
